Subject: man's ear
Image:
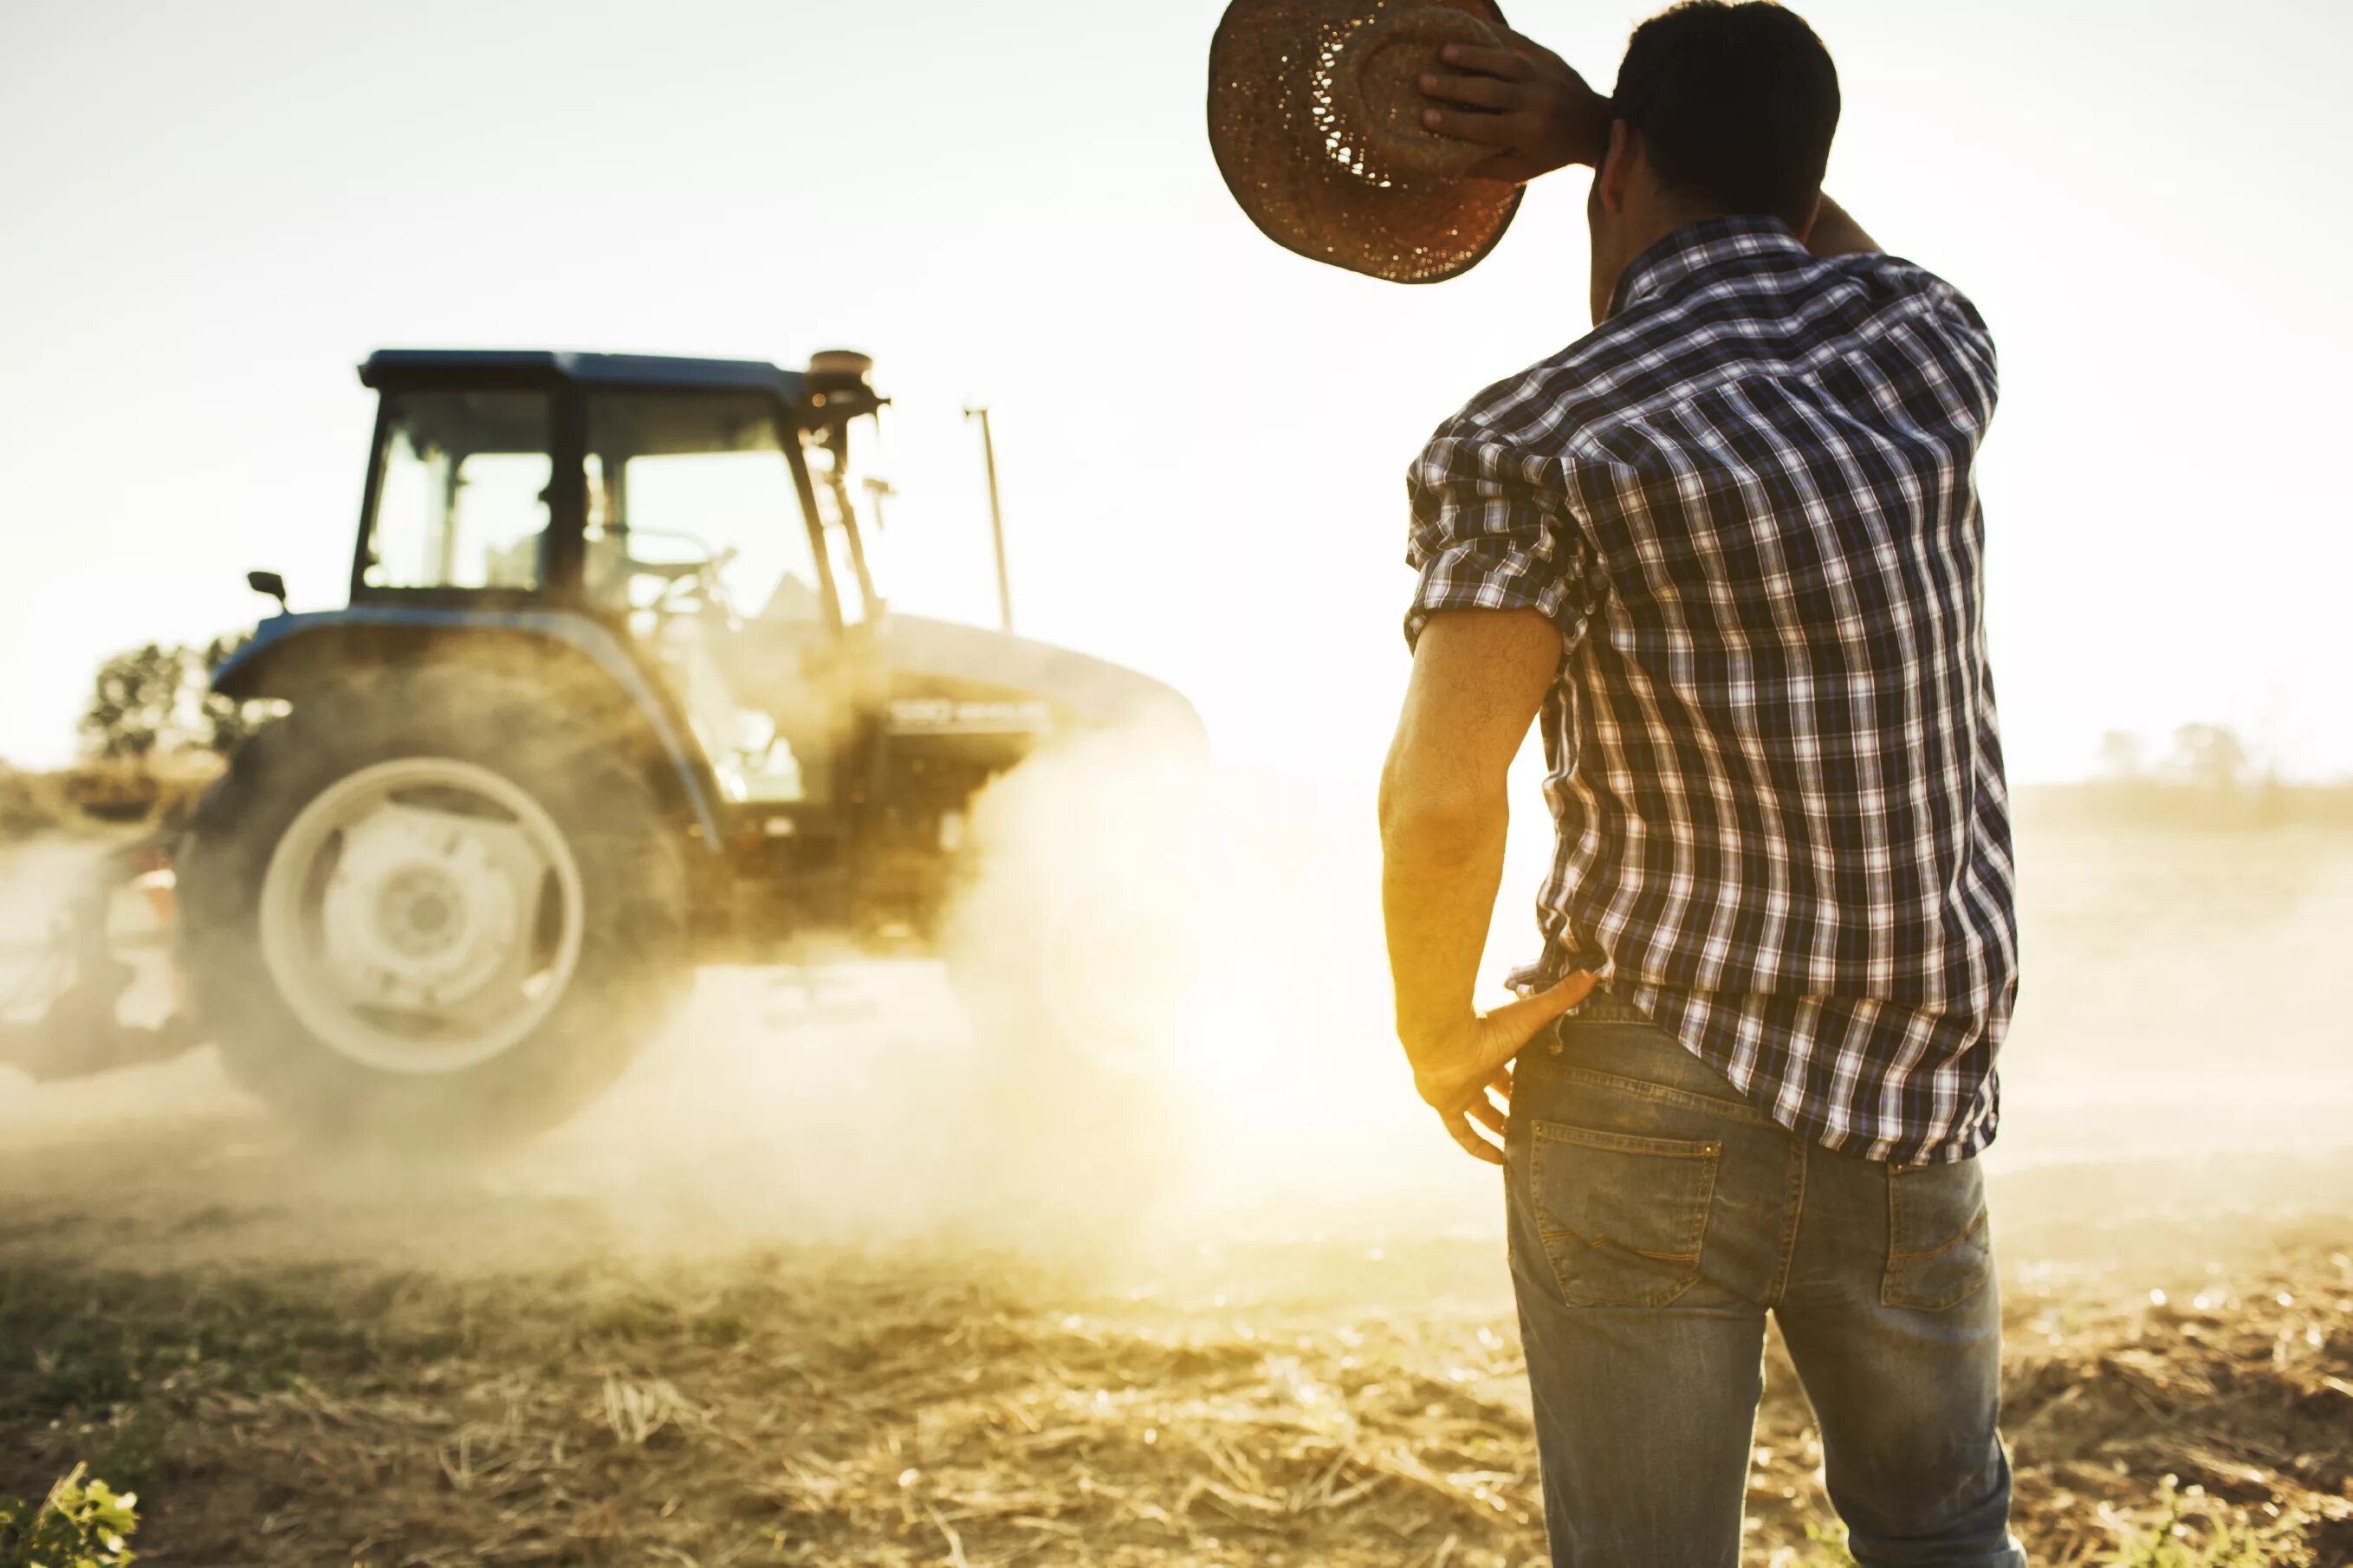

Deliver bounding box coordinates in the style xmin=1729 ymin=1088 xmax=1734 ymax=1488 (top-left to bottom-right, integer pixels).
xmin=1596 ymin=120 xmax=1635 ymax=215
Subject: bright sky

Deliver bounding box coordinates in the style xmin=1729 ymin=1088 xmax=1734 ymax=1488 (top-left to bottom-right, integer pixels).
xmin=4 ymin=0 xmax=2350 ymax=785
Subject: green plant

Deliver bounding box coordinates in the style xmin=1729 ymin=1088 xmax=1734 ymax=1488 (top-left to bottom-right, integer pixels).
xmin=0 ymin=1464 xmax=139 ymax=1567
xmin=2109 ymin=1479 xmax=2277 ymax=1568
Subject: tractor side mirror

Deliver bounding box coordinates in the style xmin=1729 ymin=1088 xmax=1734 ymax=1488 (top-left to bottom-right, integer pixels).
xmin=247 ymin=570 xmax=289 ymax=613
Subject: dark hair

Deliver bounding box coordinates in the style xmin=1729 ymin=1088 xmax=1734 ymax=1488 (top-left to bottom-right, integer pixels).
xmin=1611 ymin=2 xmax=1840 ymax=230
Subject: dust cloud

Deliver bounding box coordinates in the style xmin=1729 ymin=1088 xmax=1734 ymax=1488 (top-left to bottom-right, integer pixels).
xmin=468 ymin=730 xmax=1477 ymax=1267
xmin=0 ymin=737 xmax=1473 ymax=1280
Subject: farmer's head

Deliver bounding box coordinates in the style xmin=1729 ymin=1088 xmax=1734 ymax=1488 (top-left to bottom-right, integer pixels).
xmin=1588 ymin=1 xmax=1840 ymax=322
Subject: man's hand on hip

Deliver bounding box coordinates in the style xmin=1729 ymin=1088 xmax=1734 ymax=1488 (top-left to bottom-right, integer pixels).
xmin=1404 ymin=972 xmax=1597 ymax=1165
xmin=1416 ymin=30 xmax=1611 ymax=184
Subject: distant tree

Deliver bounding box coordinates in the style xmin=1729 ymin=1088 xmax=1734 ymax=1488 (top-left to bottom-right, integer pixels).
xmin=2166 ymin=722 xmax=2251 ymax=791
xmin=2096 ymin=729 xmax=2148 ymax=781
xmin=80 ymin=643 xmax=194 ymax=760
xmin=79 ymin=634 xmax=269 ymax=761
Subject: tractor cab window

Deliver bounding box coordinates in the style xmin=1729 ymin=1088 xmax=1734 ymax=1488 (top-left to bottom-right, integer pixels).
xmin=365 ymin=391 xmax=553 ymax=591
xmin=587 ymin=390 xmax=845 ymax=808
xmin=584 ymin=392 xmax=829 ymax=626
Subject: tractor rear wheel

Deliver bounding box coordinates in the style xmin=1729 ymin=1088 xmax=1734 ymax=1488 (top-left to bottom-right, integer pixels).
xmin=176 ymin=664 xmax=690 ymax=1147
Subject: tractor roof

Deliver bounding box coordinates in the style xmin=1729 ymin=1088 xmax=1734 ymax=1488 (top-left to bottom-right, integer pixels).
xmin=360 ymin=349 xmax=806 ymax=403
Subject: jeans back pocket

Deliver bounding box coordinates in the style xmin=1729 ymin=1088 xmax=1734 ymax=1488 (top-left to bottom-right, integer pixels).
xmin=1882 ymin=1157 xmax=1993 ymax=1311
xmin=1530 ymin=1121 xmax=1721 ymax=1308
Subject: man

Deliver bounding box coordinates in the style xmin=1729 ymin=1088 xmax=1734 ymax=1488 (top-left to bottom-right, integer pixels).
xmin=1377 ymin=4 xmax=2022 ymax=1565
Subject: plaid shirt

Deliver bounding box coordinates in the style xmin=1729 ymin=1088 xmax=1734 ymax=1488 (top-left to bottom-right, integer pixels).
xmin=1405 ymin=217 xmax=2015 ymax=1166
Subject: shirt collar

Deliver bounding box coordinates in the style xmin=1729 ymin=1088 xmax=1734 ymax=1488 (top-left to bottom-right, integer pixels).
xmin=1608 ymin=216 xmax=1811 ymax=319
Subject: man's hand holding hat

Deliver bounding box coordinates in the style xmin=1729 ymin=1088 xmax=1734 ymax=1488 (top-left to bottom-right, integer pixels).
xmin=1416 ymin=30 xmax=1612 ymax=184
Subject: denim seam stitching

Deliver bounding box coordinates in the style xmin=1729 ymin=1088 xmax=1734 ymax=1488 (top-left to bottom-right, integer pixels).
xmin=1767 ymin=1137 xmax=1806 ymax=1307
xmin=1890 ymin=1207 xmax=1989 ymax=1261
xmin=1526 ymin=1063 xmax=1774 ymax=1128
xmin=1534 ymin=1123 xmax=1725 ymax=1160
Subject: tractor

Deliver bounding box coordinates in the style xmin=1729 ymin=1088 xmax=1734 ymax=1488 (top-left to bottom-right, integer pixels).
xmin=23 ymin=348 xmax=1196 ymax=1144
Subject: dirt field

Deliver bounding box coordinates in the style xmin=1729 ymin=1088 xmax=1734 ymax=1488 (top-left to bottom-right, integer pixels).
xmin=2 ymin=1131 xmax=2350 ymax=1566
xmin=3 ymin=816 xmax=2351 ymax=1565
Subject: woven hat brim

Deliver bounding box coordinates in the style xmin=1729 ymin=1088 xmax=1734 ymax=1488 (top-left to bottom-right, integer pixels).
xmin=1209 ymin=0 xmax=1523 ymax=285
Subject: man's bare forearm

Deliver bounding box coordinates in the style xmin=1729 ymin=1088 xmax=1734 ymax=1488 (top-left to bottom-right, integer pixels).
xmin=1378 ymin=784 xmax=1511 ymax=1051
xmin=1377 ymin=612 xmax=1594 ymax=1163
xmin=1378 ymin=611 xmax=1557 ymax=1053
xmin=1806 ymin=193 xmax=1880 ymax=256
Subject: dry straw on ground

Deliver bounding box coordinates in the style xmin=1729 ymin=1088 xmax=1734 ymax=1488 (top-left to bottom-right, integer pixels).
xmin=3 ymin=1230 xmax=2348 ymax=1566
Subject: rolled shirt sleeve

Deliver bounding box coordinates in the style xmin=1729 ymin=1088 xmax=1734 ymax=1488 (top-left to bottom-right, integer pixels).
xmin=1403 ymin=421 xmax=1603 ymax=651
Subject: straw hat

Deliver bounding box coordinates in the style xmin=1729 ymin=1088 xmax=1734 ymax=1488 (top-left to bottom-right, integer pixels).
xmin=1208 ymin=0 xmax=1523 ymax=284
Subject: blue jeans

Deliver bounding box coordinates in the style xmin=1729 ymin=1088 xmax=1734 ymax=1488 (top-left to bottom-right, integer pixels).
xmin=1504 ymin=995 xmax=2026 ymax=1568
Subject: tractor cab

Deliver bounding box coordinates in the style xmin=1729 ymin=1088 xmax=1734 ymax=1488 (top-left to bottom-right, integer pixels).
xmin=353 ymin=349 xmax=889 ymax=809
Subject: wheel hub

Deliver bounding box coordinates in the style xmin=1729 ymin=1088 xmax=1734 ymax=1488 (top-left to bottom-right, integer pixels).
xmin=379 ymin=872 xmax=457 ymax=955
xmin=321 ymin=808 xmax=523 ymax=1008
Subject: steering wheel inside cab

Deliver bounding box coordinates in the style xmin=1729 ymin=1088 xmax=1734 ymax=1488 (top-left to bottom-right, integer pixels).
xmin=592 ymin=529 xmax=736 ymax=619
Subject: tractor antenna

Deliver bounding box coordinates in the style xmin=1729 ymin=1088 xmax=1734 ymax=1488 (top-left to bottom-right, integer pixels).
xmin=964 ymin=405 xmax=1014 ymax=635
